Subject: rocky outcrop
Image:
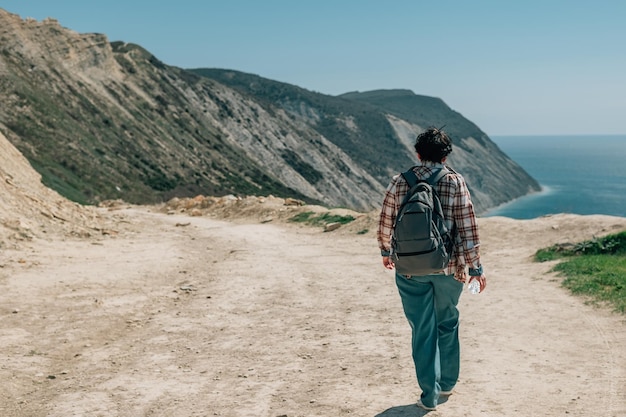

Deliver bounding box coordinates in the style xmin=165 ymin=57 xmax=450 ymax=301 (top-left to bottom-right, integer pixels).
xmin=338 ymin=89 xmax=541 ymax=213
xmin=385 ymin=114 xmax=539 ymax=212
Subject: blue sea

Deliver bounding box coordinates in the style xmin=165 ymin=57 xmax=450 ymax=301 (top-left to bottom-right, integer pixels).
xmin=484 ymin=135 xmax=626 ymax=219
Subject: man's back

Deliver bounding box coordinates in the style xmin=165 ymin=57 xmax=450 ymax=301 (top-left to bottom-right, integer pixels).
xmin=378 ymin=160 xmax=480 ymax=276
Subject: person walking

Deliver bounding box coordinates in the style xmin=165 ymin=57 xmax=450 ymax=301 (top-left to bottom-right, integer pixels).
xmin=377 ymin=127 xmax=487 ymax=411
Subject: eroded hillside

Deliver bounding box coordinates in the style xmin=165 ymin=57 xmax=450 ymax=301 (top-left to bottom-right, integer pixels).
xmin=0 ymin=8 xmax=539 ymax=213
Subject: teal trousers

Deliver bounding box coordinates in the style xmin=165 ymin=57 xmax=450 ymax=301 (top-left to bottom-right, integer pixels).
xmin=395 ymin=272 xmax=464 ymax=408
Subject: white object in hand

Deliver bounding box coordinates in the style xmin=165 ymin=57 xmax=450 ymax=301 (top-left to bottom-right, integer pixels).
xmin=468 ymin=279 xmax=481 ymax=294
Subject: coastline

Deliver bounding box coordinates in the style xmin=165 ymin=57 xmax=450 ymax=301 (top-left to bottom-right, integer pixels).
xmin=489 ymin=134 xmax=626 ymax=219
xmin=482 ymin=184 xmax=553 ymax=218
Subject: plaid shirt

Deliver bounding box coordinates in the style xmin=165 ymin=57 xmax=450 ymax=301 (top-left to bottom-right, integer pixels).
xmin=377 ymin=161 xmax=481 ymax=280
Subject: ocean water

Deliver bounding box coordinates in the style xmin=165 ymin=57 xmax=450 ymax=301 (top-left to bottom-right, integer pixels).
xmin=484 ymin=135 xmax=626 ymax=219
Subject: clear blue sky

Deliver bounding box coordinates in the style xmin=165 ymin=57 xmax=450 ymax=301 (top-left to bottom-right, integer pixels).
xmin=3 ymin=1 xmax=625 ymax=136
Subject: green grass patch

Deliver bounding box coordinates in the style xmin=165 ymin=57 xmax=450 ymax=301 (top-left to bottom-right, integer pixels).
xmin=535 ymin=231 xmax=626 ymax=261
xmin=534 ymin=231 xmax=626 ymax=313
xmin=288 ymin=211 xmax=316 ymax=223
xmin=288 ymin=211 xmax=355 ymax=227
xmin=534 ymin=247 xmax=562 ymax=262
xmin=556 ymin=255 xmax=626 ymax=313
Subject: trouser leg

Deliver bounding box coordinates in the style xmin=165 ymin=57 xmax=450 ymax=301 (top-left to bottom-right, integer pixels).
xmin=432 ymin=275 xmax=464 ymax=391
xmin=395 ymin=273 xmax=439 ymax=408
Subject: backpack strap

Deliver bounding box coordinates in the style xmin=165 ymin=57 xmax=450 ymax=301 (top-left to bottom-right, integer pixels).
xmin=427 ymin=167 xmax=457 ymax=243
xmin=397 ymin=169 xmax=421 ymax=210
xmin=426 ymin=167 xmax=450 ymax=187
xmin=400 ymin=169 xmax=419 ymax=188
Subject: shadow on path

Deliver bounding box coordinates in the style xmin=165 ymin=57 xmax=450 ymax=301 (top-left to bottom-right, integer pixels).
xmin=375 ymin=404 xmax=429 ymax=416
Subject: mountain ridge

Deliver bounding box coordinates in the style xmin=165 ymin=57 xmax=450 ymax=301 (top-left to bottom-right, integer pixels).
xmin=0 ymin=8 xmax=540 ymax=214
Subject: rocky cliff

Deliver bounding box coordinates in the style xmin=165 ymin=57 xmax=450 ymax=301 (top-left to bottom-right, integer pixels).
xmin=0 ymin=9 xmax=540 ymax=214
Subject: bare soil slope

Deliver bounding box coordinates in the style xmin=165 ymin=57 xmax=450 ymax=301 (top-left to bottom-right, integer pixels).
xmin=0 ymin=131 xmax=114 ymax=245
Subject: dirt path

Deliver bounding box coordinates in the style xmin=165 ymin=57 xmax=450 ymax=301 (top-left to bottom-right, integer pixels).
xmin=1 ymin=207 xmax=625 ymax=417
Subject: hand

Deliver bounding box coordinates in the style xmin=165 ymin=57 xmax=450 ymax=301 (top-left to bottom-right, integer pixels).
xmin=455 ymin=264 xmax=467 ymax=282
xmin=469 ymin=274 xmax=487 ymax=293
xmin=382 ymin=256 xmax=395 ymax=270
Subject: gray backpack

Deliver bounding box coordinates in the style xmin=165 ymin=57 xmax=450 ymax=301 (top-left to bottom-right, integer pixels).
xmin=390 ymin=167 xmax=454 ymax=276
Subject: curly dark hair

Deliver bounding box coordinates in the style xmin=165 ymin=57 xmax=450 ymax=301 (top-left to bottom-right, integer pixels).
xmin=414 ymin=127 xmax=453 ymax=162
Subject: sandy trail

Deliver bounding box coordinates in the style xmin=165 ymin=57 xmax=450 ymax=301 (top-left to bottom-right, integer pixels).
xmin=1 ymin=207 xmax=625 ymax=417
